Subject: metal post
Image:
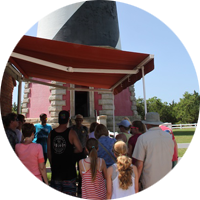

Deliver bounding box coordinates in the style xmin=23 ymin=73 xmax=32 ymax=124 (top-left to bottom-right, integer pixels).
xmin=112 ymin=93 xmax=115 ymax=137
xmin=142 ymin=66 xmax=147 ymax=116
xmin=17 ymin=80 xmax=22 ymax=114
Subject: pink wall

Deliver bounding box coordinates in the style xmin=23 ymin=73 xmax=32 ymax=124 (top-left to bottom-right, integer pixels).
xmin=114 ymin=87 xmax=133 ymax=116
xmin=62 ymin=83 xmax=70 ymax=112
xmin=27 ymin=79 xmax=51 ymax=118
xmin=27 ymin=81 xmax=133 ymax=118
xmin=94 ymin=90 xmax=102 ymax=115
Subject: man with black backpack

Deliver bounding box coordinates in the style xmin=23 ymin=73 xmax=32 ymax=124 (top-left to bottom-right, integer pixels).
xmin=70 ymin=114 xmax=88 ymax=196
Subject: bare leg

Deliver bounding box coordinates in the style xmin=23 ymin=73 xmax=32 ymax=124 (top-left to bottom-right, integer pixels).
xmin=174 ymin=185 xmax=181 ymax=200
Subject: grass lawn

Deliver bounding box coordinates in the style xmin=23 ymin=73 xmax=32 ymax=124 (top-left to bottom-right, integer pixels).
xmin=178 ymin=148 xmax=195 ymax=157
xmin=45 ymin=160 xmax=51 ymax=182
xmin=173 ymin=128 xmax=200 ymax=174
xmin=173 ymin=128 xmax=195 ymax=143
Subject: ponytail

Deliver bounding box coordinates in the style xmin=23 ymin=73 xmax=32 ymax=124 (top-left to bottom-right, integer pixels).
xmin=86 ymin=138 xmax=98 ymax=182
xmin=117 ymin=155 xmax=133 ymax=190
xmin=113 ymin=140 xmax=133 ymax=190
xmin=89 ymin=147 xmax=98 ymax=181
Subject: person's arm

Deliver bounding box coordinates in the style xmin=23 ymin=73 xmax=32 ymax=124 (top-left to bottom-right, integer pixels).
xmin=78 ymin=160 xmax=83 ymax=177
xmin=127 ymin=143 xmax=133 ymax=158
xmin=195 ymin=160 xmax=200 ymax=189
xmin=7 ymin=153 xmax=18 ymax=179
xmin=101 ymin=159 xmax=107 ymax=180
xmin=39 ymin=162 xmax=48 ymax=185
xmin=174 ymin=139 xmax=178 ymax=159
xmin=47 ymin=132 xmax=52 ymax=166
xmin=70 ymin=129 xmax=83 ymax=153
xmin=132 ymin=165 xmax=139 ymax=193
xmin=85 ymin=126 xmax=89 ymax=141
xmin=135 ymin=159 xmax=144 ymax=180
xmin=106 ymin=166 xmax=113 ymax=199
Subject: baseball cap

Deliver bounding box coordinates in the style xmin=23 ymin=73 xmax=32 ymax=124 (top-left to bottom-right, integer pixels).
xmin=117 ymin=120 xmax=131 ymax=128
xmin=58 ymin=110 xmax=69 ymax=124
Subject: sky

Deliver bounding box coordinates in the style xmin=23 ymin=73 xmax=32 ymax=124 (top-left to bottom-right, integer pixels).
xmin=12 ymin=1 xmax=199 ymax=104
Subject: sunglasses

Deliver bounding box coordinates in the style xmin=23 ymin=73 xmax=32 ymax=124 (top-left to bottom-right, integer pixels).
xmin=131 ymin=127 xmax=138 ymax=129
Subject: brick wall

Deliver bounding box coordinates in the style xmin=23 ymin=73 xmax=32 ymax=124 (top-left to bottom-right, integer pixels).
xmin=0 ymin=72 xmax=16 ymax=116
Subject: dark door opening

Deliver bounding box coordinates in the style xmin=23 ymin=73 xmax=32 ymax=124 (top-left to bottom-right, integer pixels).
xmin=75 ymin=91 xmax=89 ymax=117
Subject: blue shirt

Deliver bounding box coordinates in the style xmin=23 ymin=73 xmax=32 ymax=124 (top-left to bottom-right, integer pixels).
xmin=97 ymin=136 xmax=116 ymax=168
xmin=33 ymin=123 xmax=52 ymax=153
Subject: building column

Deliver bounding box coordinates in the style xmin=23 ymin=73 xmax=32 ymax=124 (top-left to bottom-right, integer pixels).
xmin=48 ymin=81 xmax=66 ymax=125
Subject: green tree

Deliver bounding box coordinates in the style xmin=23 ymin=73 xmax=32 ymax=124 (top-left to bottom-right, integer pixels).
xmin=174 ymin=91 xmax=200 ymax=123
xmin=12 ymin=102 xmax=17 ymax=113
xmin=136 ymin=97 xmax=145 ymax=120
xmin=136 ymin=97 xmax=177 ymax=123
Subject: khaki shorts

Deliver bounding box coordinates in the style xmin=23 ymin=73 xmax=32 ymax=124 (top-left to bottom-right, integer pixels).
xmin=144 ymin=192 xmax=176 ymax=200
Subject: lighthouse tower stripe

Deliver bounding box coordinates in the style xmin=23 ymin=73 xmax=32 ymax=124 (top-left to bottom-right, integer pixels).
xmin=53 ymin=1 xmax=120 ymax=48
xmin=116 ymin=37 xmax=121 ymax=50
xmin=37 ymin=1 xmax=120 ymax=49
xmin=37 ymin=2 xmax=84 ymax=39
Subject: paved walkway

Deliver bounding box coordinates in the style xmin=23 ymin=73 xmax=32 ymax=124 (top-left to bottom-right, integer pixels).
xmin=177 ymin=143 xmax=190 ymax=149
xmin=180 ymin=175 xmax=200 ymax=200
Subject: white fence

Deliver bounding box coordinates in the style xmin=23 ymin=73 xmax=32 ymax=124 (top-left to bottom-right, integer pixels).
xmin=171 ymin=123 xmax=197 ymax=129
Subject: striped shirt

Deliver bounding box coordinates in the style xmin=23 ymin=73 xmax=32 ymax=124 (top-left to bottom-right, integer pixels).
xmin=81 ymin=158 xmax=106 ymax=200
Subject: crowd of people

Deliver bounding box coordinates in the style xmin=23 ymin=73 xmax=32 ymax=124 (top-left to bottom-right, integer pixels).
xmin=3 ymin=110 xmax=177 ymax=199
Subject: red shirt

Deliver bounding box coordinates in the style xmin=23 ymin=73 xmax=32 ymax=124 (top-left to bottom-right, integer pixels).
xmin=128 ymin=133 xmax=142 ymax=165
xmin=160 ymin=125 xmax=178 ymax=161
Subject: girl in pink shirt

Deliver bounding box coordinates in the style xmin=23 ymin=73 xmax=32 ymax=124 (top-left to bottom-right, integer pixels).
xmin=15 ymin=123 xmax=48 ymax=184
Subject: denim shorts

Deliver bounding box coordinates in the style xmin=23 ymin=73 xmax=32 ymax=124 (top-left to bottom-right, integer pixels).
xmin=50 ymin=178 xmax=76 ymax=196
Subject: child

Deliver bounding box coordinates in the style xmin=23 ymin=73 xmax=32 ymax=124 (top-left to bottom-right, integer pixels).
xmin=107 ymin=141 xmax=139 ymax=199
xmin=15 ymin=123 xmax=48 ymax=184
xmin=79 ymin=138 xmax=107 ymax=199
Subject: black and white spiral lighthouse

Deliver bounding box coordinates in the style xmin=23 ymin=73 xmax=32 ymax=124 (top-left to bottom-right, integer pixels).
xmin=37 ymin=1 xmax=121 ymax=48
xmin=23 ymin=1 xmax=139 ymax=130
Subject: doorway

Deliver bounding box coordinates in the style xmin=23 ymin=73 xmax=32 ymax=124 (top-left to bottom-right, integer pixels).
xmin=75 ymin=91 xmax=89 ymax=117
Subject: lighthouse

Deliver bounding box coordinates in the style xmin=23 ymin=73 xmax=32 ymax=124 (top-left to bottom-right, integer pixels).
xmin=22 ymin=1 xmax=140 ymax=130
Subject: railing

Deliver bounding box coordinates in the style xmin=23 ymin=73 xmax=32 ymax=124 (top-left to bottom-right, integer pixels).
xmin=171 ymin=123 xmax=197 ymax=129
